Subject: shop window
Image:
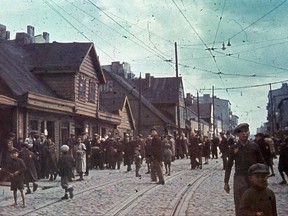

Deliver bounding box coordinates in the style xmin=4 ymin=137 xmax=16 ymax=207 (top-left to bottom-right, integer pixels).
xmin=29 ymin=120 xmax=38 ymax=131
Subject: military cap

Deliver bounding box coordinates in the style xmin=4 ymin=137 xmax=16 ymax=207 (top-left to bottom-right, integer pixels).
xmin=20 ymin=142 xmax=29 ymax=148
xmin=254 ymin=132 xmax=264 ymax=137
xmin=234 ymin=123 xmax=249 ymax=134
xmin=9 ymin=148 xmax=19 ymax=153
xmin=248 ymin=163 xmax=269 ymax=176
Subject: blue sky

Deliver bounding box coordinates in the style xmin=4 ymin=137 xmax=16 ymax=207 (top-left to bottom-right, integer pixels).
xmin=2 ymin=0 xmax=288 ymax=134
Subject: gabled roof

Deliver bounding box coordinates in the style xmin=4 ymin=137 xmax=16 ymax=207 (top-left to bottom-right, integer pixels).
xmin=22 ymin=42 xmax=106 ymax=83
xmin=102 ymin=70 xmax=175 ymax=126
xmin=0 ymin=39 xmax=57 ymax=97
xmin=100 ymin=94 xmax=127 ymax=114
xmin=129 ymin=76 xmax=183 ymax=104
xmin=100 ymin=95 xmax=136 ymax=130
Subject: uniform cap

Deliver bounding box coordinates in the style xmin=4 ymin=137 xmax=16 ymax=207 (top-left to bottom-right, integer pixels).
xmin=234 ymin=123 xmax=249 ymax=134
xmin=9 ymin=148 xmax=19 ymax=153
xmin=254 ymin=132 xmax=264 ymax=137
xmin=20 ymin=142 xmax=29 ymax=148
xmin=248 ymin=163 xmax=269 ymax=176
xmin=60 ymin=145 xmax=69 ymax=152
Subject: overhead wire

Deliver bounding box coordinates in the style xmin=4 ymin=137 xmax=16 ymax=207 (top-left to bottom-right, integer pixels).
xmin=42 ymin=0 xmax=114 ymax=60
xmin=229 ymin=0 xmax=288 ymax=40
xmin=171 ymin=0 xmax=222 ymax=73
xmin=200 ymin=79 xmax=288 ymax=91
xmin=86 ymin=0 xmax=175 ymax=69
xmin=212 ymin=0 xmax=227 ymax=48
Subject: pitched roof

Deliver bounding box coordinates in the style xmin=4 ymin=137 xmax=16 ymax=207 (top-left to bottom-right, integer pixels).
xmin=100 ymin=95 xmax=136 ymax=130
xmin=100 ymin=95 xmax=127 ymax=114
xmin=22 ymin=42 xmax=105 ymax=84
xmin=0 ymin=39 xmax=57 ymax=97
xmin=22 ymin=42 xmax=91 ymax=71
xmin=129 ymin=76 xmax=182 ymax=104
xmin=102 ymin=70 xmax=175 ymax=126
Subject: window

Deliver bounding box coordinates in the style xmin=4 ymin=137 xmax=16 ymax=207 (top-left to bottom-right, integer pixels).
xmin=29 ymin=120 xmax=38 ymax=131
xmin=100 ymin=80 xmax=113 ymax=92
xmin=79 ymin=75 xmax=86 ymax=100
xmin=88 ymin=80 xmax=96 ymax=103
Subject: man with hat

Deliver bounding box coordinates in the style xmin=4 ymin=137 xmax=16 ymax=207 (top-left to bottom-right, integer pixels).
xmin=150 ymin=128 xmax=165 ymax=184
xmin=224 ymin=123 xmax=264 ymax=216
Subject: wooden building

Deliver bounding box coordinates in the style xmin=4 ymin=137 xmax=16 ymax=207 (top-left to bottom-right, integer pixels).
xmin=0 ymin=36 xmax=119 ymax=153
xmin=101 ymin=69 xmax=175 ymax=137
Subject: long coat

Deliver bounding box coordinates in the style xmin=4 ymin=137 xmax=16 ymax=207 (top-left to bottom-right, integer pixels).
xmin=20 ymin=148 xmax=38 ymax=182
xmin=44 ymin=141 xmax=57 ymax=175
xmin=75 ymin=142 xmax=86 ymax=173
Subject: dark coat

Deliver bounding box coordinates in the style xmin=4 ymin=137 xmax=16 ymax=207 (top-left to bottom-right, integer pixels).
xmin=256 ymin=138 xmax=271 ymax=166
xmin=4 ymin=156 xmax=26 ymax=191
xmin=278 ymin=144 xmax=288 ymax=171
xmin=57 ymin=153 xmax=75 ymax=178
xmin=20 ymin=148 xmax=38 ymax=182
xmin=123 ymin=139 xmax=134 ymax=166
xmin=151 ymin=135 xmax=163 ymax=161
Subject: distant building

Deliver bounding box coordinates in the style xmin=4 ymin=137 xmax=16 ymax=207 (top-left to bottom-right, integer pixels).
xmin=267 ymin=83 xmax=288 ymax=136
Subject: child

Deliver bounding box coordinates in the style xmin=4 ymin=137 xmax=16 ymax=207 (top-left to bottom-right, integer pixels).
xmin=239 ymin=163 xmax=277 ymax=216
xmin=57 ymin=145 xmax=74 ymax=200
xmin=4 ymin=148 xmax=26 ymax=207
xmin=163 ymin=143 xmax=172 ymax=176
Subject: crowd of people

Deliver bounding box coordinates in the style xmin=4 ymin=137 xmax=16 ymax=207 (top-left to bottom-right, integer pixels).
xmin=0 ymin=124 xmax=288 ymax=215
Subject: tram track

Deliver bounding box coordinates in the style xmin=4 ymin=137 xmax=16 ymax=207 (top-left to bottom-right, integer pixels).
xmin=105 ymin=162 xmax=220 ymax=216
xmin=1 ymin=160 xmax=221 ymax=216
xmin=19 ymin=176 xmax=131 ymax=216
xmin=169 ymin=162 xmax=220 ymax=216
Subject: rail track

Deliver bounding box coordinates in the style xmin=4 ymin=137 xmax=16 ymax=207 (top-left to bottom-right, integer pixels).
xmin=1 ymin=159 xmax=221 ymax=216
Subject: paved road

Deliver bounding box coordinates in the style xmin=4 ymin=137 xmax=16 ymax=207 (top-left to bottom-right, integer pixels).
xmin=0 ymin=158 xmax=287 ymax=215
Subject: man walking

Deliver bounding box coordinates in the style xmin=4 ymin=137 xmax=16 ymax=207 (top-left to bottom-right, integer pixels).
xmin=150 ymin=128 xmax=165 ymax=185
xmin=224 ymin=123 xmax=264 ymax=216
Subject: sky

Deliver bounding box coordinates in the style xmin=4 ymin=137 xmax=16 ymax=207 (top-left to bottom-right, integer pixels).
xmin=2 ymin=0 xmax=288 ymax=134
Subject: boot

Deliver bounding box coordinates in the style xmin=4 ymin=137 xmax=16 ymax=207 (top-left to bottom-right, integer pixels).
xmin=68 ymin=187 xmax=74 ymax=199
xmin=53 ymin=173 xmax=57 ymax=180
xmin=61 ymin=194 xmax=69 ymax=200
xmin=25 ymin=189 xmax=32 ymax=195
xmin=33 ymin=183 xmax=38 ymax=192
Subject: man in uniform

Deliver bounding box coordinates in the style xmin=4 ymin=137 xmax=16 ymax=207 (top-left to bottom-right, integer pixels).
xmin=224 ymin=123 xmax=264 ymax=216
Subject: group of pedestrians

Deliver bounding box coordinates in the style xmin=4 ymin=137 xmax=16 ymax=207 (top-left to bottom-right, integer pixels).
xmin=1 ymin=123 xmax=288 ymax=215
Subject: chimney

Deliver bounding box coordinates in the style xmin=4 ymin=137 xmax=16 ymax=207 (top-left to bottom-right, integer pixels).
xmin=5 ymin=31 xmax=10 ymax=40
xmin=145 ymin=73 xmax=151 ymax=88
xmin=27 ymin=25 xmax=35 ymax=37
xmin=15 ymin=32 xmax=33 ymax=45
xmin=111 ymin=61 xmax=120 ymax=74
xmin=43 ymin=32 xmax=49 ymax=43
xmin=27 ymin=25 xmax=35 ymax=43
xmin=0 ymin=24 xmax=6 ymax=39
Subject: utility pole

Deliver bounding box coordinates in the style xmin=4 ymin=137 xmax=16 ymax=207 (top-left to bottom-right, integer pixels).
xmin=138 ymin=73 xmax=142 ymax=135
xmin=212 ymin=86 xmax=215 ymax=138
xmin=175 ymin=42 xmax=181 ymax=133
xmin=197 ymin=90 xmax=201 ymax=134
xmin=269 ymin=83 xmax=274 ymax=136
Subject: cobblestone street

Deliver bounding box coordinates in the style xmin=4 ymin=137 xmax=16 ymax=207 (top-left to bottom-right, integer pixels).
xmin=0 ymin=158 xmax=287 ymax=216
